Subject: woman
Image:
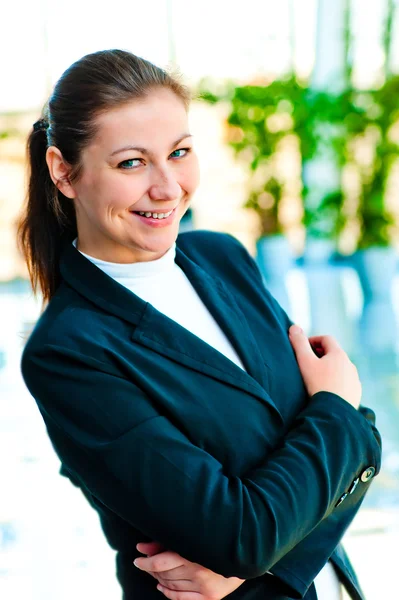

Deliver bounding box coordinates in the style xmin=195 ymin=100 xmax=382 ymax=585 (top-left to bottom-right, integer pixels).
xmin=18 ymin=49 xmax=381 ymax=600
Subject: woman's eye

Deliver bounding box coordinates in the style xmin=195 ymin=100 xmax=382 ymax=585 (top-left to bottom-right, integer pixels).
xmin=118 ymin=158 xmax=142 ymax=169
xmin=170 ymin=147 xmax=191 ymax=159
xmin=118 ymin=148 xmax=191 ymax=168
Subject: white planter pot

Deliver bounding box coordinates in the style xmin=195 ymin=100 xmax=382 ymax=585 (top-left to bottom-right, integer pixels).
xmin=353 ymin=246 xmax=398 ymax=354
xmin=255 ymin=234 xmax=293 ymax=316
xmin=304 ymin=237 xmax=354 ymax=354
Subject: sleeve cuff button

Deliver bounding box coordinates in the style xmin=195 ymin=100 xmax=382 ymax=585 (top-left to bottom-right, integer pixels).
xmin=360 ymin=467 xmax=376 ymax=483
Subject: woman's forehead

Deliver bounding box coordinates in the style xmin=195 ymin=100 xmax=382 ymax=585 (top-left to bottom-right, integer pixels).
xmin=91 ymin=91 xmax=189 ymax=151
xmin=98 ymin=90 xmax=187 ymax=128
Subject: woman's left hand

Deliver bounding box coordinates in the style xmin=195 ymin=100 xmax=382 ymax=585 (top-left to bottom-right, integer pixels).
xmin=134 ymin=541 xmax=246 ymax=600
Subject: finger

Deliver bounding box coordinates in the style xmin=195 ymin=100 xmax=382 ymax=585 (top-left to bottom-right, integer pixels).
xmin=154 ymin=566 xmax=196 ymax=581
xmin=308 ymin=339 xmax=324 ymax=354
xmin=310 ymin=345 xmax=324 ymax=358
xmin=307 ymin=335 xmax=342 ymax=353
xmin=134 ymin=552 xmax=185 ymax=573
xmin=156 ymin=582 xmax=203 ymax=599
xmin=288 ymin=325 xmax=316 ymax=358
xmin=156 ymin=576 xmax=198 ymax=590
xmin=136 ymin=541 xmax=165 ymax=556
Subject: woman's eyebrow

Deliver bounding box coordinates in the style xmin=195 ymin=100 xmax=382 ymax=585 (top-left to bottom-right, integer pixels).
xmin=110 ymin=134 xmax=193 ymax=157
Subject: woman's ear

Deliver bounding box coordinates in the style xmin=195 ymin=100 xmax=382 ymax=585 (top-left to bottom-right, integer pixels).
xmin=46 ymin=146 xmax=76 ymax=199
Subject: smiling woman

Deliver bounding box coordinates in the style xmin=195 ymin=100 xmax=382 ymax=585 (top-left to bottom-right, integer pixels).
xmin=45 ymin=89 xmax=199 ymax=264
xmin=16 ymin=49 xmax=381 ymax=600
xmin=18 ymin=49 xmax=197 ymax=298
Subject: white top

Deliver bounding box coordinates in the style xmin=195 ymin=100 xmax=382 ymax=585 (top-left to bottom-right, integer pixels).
xmin=72 ymin=238 xmax=343 ymax=600
xmin=72 ymin=239 xmax=245 ymax=370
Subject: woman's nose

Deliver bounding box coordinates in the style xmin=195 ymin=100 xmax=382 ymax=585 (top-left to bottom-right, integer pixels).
xmin=148 ymin=170 xmax=181 ymax=202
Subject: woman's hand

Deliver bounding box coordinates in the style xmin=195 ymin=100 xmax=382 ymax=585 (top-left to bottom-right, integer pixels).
xmin=134 ymin=541 xmax=245 ymax=600
xmin=288 ymin=325 xmax=362 ymax=410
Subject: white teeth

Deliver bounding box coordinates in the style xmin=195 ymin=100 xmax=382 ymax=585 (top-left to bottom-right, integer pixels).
xmin=137 ymin=209 xmax=173 ymax=219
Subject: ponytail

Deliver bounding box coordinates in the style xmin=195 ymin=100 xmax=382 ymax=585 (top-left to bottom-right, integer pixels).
xmin=17 ymin=123 xmax=77 ymax=303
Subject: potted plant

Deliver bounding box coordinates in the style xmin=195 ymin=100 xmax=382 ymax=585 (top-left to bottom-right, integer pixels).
xmin=299 ymin=89 xmax=351 ymax=260
xmin=219 ymin=79 xmax=305 ymax=313
xmin=344 ymin=83 xmax=398 ymax=289
xmin=293 ymin=88 xmax=355 ymax=347
xmin=348 ymin=81 xmax=399 ymax=354
xmin=243 ymin=176 xmax=294 ymax=313
xmin=353 ymin=194 xmax=398 ymax=355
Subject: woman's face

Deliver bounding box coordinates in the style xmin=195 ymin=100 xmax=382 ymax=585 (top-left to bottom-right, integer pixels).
xmin=56 ymin=88 xmax=200 ymax=263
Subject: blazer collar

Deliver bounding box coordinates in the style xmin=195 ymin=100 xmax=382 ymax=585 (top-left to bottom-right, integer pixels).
xmin=60 ymin=241 xmax=147 ymax=326
xmin=59 ymin=240 xmax=282 ymax=421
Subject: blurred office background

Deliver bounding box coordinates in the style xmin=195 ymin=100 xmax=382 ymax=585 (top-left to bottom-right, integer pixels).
xmin=1 ymin=1 xmax=399 ymax=598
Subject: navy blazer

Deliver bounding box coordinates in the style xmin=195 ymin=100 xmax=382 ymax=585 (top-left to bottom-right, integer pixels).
xmin=21 ymin=231 xmax=382 ymax=600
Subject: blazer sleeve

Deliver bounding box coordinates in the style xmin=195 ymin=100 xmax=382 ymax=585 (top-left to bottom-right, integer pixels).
xmin=21 ymin=343 xmax=381 ymax=580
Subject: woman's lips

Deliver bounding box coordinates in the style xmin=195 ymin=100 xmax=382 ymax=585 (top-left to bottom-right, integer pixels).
xmin=130 ymin=207 xmax=177 ymax=228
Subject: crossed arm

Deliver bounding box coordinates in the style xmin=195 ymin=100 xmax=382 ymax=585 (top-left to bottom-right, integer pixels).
xmin=22 ymin=343 xmax=381 ymax=587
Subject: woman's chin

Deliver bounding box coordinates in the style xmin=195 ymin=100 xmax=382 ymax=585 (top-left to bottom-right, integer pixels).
xmin=133 ymin=232 xmax=179 ymax=260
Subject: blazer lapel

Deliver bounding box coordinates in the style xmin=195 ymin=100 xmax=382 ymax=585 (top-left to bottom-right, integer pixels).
xmin=174 ymin=246 xmax=271 ymax=389
xmin=60 ymin=242 xmax=146 ymax=327
xmin=133 ymin=247 xmax=282 ymax=419
xmin=60 ymin=242 xmax=282 ymax=421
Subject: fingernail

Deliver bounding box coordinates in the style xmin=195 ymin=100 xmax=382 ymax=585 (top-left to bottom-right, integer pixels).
xmin=133 ymin=559 xmax=142 ymax=569
xmin=290 ymin=325 xmax=302 ymax=335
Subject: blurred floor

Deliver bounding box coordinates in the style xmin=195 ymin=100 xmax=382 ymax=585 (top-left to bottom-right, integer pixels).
xmin=0 ymin=269 xmax=398 ymax=600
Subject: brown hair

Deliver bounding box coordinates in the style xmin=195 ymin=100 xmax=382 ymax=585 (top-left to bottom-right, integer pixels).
xmin=17 ymin=49 xmax=191 ymax=303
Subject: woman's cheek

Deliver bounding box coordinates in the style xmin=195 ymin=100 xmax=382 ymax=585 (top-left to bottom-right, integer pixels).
xmin=184 ymin=158 xmax=200 ymax=193
xmin=112 ymin=179 xmax=144 ymax=209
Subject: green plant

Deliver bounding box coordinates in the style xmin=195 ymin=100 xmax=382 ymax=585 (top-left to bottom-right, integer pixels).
xmin=198 ymin=76 xmax=310 ymax=237
xmin=198 ymin=77 xmax=351 ymax=240
xmin=298 ymin=90 xmax=350 ymax=240
xmin=302 ymin=189 xmax=346 ymax=240
xmin=244 ymin=177 xmax=284 ymax=236
xmin=198 ymin=73 xmax=399 ymax=248
xmin=344 ymin=84 xmax=399 ymax=249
